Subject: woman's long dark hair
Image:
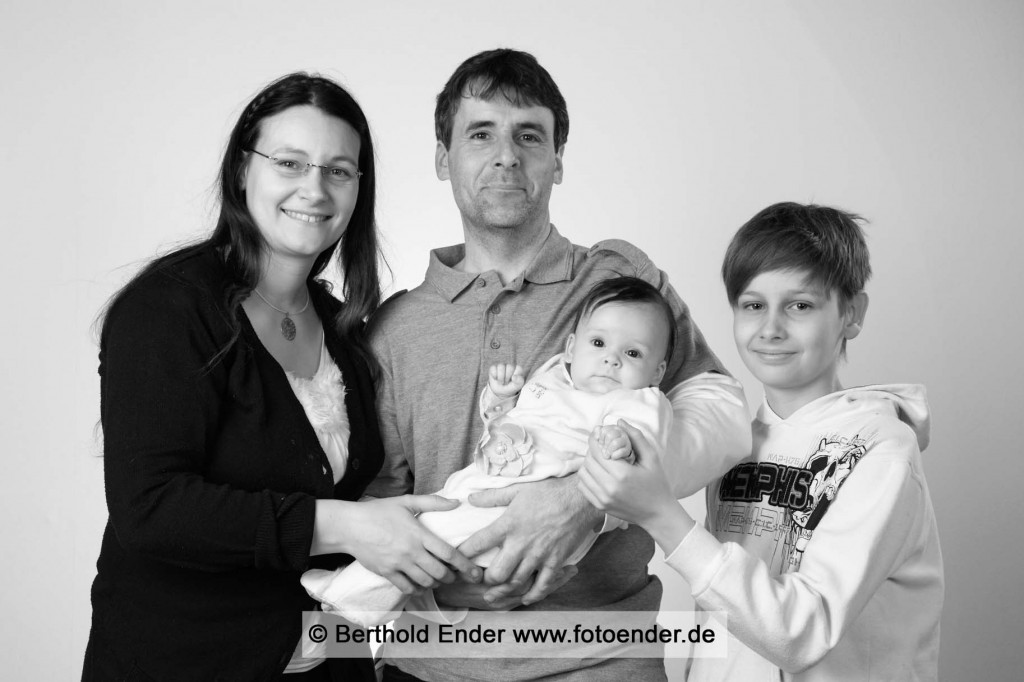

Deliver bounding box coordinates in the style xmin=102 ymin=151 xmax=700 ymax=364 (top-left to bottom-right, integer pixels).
xmin=101 ymin=72 xmax=382 ymax=374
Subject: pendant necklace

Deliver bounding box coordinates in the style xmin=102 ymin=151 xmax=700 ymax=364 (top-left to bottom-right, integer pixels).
xmin=252 ymin=288 xmax=310 ymax=341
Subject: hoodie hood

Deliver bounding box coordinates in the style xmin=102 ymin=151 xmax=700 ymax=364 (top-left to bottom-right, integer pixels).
xmin=758 ymin=384 xmax=930 ymax=452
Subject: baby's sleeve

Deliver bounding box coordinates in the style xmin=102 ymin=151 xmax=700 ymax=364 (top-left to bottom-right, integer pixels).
xmin=602 ymin=389 xmax=674 ymax=455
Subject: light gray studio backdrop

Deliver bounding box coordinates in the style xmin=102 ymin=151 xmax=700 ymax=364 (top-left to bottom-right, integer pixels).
xmin=2 ymin=1 xmax=1021 ymax=679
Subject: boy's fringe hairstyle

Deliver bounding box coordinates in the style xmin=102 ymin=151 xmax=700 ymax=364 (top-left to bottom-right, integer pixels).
xmin=722 ymin=202 xmax=872 ymax=311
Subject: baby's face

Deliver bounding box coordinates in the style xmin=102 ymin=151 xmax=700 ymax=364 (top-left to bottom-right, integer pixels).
xmin=565 ymin=302 xmax=669 ymax=394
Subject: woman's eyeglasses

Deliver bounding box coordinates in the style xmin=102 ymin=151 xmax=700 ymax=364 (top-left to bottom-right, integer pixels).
xmin=248 ymin=149 xmax=362 ymax=187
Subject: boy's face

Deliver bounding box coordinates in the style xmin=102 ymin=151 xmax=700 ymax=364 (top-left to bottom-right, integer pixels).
xmin=733 ymin=269 xmax=866 ymax=412
xmin=565 ymin=302 xmax=669 ymax=394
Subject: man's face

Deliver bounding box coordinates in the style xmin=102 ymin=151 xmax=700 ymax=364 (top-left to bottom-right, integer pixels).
xmin=436 ymin=95 xmax=563 ymax=235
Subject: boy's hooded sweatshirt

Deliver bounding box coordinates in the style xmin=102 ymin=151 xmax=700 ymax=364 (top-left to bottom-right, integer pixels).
xmin=673 ymin=385 xmax=943 ymax=681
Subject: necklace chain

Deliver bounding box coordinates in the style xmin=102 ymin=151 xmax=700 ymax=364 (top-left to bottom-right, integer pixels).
xmin=252 ymin=288 xmax=310 ymax=315
xmin=252 ymin=288 xmax=310 ymax=341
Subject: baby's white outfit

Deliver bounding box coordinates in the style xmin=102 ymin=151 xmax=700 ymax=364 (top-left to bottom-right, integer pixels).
xmin=300 ymin=353 xmax=671 ymax=626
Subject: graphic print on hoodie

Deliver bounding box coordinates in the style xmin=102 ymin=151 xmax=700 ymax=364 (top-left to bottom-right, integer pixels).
xmin=710 ymin=385 xmax=930 ymax=576
xmin=718 ymin=434 xmax=869 ymax=569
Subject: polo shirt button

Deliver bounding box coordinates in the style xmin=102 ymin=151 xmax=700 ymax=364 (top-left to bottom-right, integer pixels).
xmin=490 ymin=304 xmax=501 ymax=314
xmin=477 ymin=279 xmax=487 ymax=288
xmin=351 ymin=459 xmax=360 ymax=470
xmin=490 ymin=339 xmax=501 ymax=349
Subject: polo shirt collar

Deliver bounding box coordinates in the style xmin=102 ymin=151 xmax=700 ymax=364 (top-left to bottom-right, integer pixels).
xmin=424 ymin=225 xmax=575 ymax=302
xmin=522 ymin=225 xmax=574 ymax=285
xmin=425 ymin=243 xmax=474 ymax=302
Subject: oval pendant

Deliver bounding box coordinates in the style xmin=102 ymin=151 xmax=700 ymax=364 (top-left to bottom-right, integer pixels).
xmin=281 ymin=316 xmax=297 ymax=341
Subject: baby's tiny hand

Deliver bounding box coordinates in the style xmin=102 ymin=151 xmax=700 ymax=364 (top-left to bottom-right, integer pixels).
xmin=489 ymin=363 xmax=526 ymax=398
xmin=594 ymin=424 xmax=634 ymax=463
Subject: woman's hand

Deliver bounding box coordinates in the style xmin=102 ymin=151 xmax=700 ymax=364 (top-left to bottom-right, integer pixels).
xmin=313 ymin=496 xmax=481 ymax=594
xmin=578 ymin=421 xmax=695 ymax=552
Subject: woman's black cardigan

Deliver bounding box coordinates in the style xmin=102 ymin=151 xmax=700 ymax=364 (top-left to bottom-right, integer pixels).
xmin=83 ymin=245 xmax=383 ymax=681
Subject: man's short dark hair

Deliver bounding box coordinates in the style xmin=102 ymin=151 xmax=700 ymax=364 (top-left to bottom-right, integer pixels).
xmin=435 ymin=48 xmax=569 ymax=150
xmin=722 ymin=202 xmax=872 ymax=310
xmin=572 ymin=276 xmax=676 ymax=363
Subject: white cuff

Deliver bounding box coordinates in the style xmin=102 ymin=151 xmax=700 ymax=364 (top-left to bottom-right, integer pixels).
xmin=664 ymin=522 xmax=729 ymax=595
xmin=598 ymin=513 xmax=628 ymax=534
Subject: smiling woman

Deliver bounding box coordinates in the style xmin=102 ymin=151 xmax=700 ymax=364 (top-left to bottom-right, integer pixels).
xmin=243 ymin=107 xmax=362 ymax=265
xmin=239 ymin=105 xmax=366 ymax=371
xmin=82 ymin=73 xmax=477 ymax=682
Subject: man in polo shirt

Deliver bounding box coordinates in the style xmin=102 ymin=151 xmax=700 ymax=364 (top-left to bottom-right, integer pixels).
xmin=366 ymin=48 xmax=751 ymax=682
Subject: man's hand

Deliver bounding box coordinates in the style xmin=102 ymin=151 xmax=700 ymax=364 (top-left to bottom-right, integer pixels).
xmin=458 ymin=476 xmax=600 ymax=605
xmin=488 ymin=363 xmax=526 ymax=399
xmin=434 ymin=565 xmax=578 ymax=610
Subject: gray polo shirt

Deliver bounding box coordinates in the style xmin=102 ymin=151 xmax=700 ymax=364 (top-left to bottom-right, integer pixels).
xmin=367 ymin=226 xmax=724 ymax=681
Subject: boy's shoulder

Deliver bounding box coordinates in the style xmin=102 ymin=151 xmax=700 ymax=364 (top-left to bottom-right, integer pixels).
xmin=757 ymin=384 xmax=930 ymax=464
xmin=837 ymin=384 xmax=929 ymax=450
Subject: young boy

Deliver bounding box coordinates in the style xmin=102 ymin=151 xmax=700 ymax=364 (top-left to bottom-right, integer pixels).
xmin=579 ymin=203 xmax=943 ymax=680
xmin=303 ymin=276 xmax=677 ymax=626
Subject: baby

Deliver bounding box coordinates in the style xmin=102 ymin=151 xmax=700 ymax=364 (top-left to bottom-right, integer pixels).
xmin=302 ymin=276 xmax=675 ymax=626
